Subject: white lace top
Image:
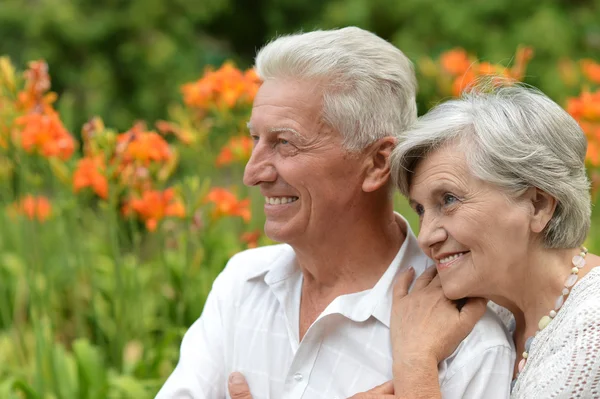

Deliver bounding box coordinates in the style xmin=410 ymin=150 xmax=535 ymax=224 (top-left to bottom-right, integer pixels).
xmin=492 ymin=266 xmax=600 ymax=398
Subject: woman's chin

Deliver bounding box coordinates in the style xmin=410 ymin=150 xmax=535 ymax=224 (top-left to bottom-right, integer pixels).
xmin=442 ymin=284 xmax=468 ymax=301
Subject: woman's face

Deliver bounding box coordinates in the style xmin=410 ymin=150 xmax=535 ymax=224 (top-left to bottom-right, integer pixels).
xmin=408 ymin=144 xmax=533 ymax=300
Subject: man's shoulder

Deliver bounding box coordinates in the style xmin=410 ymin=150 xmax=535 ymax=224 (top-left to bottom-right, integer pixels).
xmin=460 ymin=307 xmax=514 ymax=352
xmin=217 ymin=243 xmax=295 ymax=285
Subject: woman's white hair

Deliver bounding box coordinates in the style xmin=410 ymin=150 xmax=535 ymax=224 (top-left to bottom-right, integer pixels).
xmin=254 ymin=27 xmax=417 ymax=151
xmin=391 ymin=83 xmax=592 ymax=248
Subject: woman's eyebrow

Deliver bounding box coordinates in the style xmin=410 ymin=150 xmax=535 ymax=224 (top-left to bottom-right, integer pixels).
xmin=408 ymin=184 xmax=453 ymax=206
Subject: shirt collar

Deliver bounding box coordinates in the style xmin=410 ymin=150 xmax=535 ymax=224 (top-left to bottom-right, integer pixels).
xmin=328 ymin=213 xmax=432 ymax=328
xmin=370 ymin=214 xmax=433 ymax=327
xmin=246 ymin=213 xmax=433 ymax=328
xmin=244 ymin=244 xmax=298 ymax=283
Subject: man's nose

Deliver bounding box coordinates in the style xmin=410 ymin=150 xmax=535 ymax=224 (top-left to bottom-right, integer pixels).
xmin=243 ymin=143 xmax=277 ymax=187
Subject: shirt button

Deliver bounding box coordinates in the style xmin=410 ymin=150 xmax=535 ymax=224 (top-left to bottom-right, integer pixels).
xmin=293 ymin=372 xmax=303 ymax=382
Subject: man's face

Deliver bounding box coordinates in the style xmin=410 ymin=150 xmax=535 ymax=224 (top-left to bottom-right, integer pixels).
xmin=244 ymin=79 xmax=368 ymax=244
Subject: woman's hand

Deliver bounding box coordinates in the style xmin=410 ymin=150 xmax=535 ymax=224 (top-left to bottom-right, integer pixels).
xmin=391 ymin=266 xmax=487 ymax=364
xmin=390 ymin=266 xmax=488 ymax=398
xmin=347 ymin=380 xmax=395 ymax=398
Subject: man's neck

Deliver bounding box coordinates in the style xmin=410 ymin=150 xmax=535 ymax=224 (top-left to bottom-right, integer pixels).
xmin=293 ymin=208 xmax=405 ymax=296
xmin=293 ymin=205 xmax=405 ymax=341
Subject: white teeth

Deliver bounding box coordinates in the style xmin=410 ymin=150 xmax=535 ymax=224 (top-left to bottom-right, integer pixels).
xmin=265 ymin=196 xmax=298 ymax=205
xmin=439 ymin=252 xmax=467 ymax=264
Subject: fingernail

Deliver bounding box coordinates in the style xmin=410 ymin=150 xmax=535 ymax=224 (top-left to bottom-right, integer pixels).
xmin=229 ymin=372 xmax=244 ymax=385
xmin=408 ymin=266 xmax=414 ymax=273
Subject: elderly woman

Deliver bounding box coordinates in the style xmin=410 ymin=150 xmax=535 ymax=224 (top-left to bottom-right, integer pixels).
xmin=388 ymin=84 xmax=600 ymax=398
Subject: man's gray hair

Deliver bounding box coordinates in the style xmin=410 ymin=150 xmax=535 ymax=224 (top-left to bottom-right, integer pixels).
xmin=391 ymin=84 xmax=592 ymax=249
xmin=254 ymin=27 xmax=417 ymax=151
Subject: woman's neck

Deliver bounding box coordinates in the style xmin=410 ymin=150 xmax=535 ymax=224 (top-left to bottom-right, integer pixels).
xmin=489 ymin=246 xmax=582 ymax=340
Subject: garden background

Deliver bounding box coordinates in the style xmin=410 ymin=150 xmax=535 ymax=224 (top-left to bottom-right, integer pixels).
xmin=1 ymin=0 xmax=599 ymax=397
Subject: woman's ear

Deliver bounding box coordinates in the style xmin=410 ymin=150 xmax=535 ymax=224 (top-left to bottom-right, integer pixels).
xmin=525 ymin=187 xmax=558 ymax=233
xmin=362 ymin=136 xmax=397 ymax=192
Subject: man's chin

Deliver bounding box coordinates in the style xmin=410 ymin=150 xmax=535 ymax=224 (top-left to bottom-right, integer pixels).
xmin=263 ymin=222 xmax=298 ymax=244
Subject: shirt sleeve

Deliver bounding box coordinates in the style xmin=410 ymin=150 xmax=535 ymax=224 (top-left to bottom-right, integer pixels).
xmin=441 ymin=345 xmax=513 ymax=399
xmin=439 ymin=309 xmax=514 ymax=399
xmin=155 ymin=272 xmax=229 ymax=399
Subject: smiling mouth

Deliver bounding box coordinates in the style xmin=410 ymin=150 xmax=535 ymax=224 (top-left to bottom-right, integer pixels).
xmin=438 ymin=251 xmax=469 ymax=265
xmin=264 ymin=196 xmax=299 ymax=205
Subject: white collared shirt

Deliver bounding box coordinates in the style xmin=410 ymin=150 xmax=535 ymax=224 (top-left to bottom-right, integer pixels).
xmin=156 ymin=215 xmax=515 ymax=399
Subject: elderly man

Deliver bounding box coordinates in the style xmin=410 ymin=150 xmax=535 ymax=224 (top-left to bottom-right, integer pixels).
xmin=156 ymin=27 xmax=514 ymax=399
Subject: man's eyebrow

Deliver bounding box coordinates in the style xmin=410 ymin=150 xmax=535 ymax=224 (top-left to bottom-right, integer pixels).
xmin=246 ymin=122 xmax=301 ymax=138
xmin=267 ymin=127 xmax=301 ymax=138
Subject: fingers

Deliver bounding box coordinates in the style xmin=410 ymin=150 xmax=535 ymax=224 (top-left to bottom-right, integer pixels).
xmin=412 ymin=265 xmax=438 ymax=291
xmin=228 ymin=372 xmax=253 ymax=399
xmin=459 ymin=298 xmax=488 ymax=327
xmin=365 ymin=380 xmax=394 ymax=394
xmin=393 ymin=267 xmax=415 ymax=298
xmin=430 ymin=274 xmax=442 ymax=287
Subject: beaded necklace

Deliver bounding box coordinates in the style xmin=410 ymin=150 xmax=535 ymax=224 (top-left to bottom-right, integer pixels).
xmin=510 ymin=246 xmax=588 ymax=392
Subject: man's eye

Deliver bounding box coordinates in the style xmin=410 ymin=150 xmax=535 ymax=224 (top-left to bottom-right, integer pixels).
xmin=278 ymin=138 xmax=289 ymax=145
xmin=443 ymin=194 xmax=458 ymax=205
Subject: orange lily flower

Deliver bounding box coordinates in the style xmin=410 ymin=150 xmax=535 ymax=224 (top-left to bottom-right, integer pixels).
xmin=14 ymin=195 xmax=52 ymax=222
xmin=216 ymin=136 xmax=253 ymax=167
xmin=442 ymin=47 xmax=532 ymax=97
xmin=510 ymin=46 xmax=534 ymax=80
xmin=15 ymin=110 xmax=76 ymax=160
xmin=440 ymin=48 xmax=472 ymax=76
xmin=452 ymin=69 xmax=477 ymax=97
xmin=182 ymin=62 xmax=261 ymax=110
xmin=587 ymin=140 xmax=600 ymax=167
xmin=241 ymin=230 xmax=261 ymax=248
xmin=126 ymin=188 xmax=186 ymax=231
xmin=581 ymin=59 xmax=600 ymax=84
xmin=567 ymin=91 xmax=600 ymax=122
xmin=205 ymin=187 xmax=251 ymax=222
xmin=16 ymin=60 xmax=56 ymax=113
xmin=566 ymin=92 xmax=600 ymax=167
xmin=116 ymin=127 xmax=172 ymax=165
xmin=73 ymin=155 xmax=109 ymax=199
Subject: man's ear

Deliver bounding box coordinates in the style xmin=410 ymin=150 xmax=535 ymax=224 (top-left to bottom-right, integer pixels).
xmin=362 ymin=136 xmax=397 ymax=193
xmin=524 ymin=187 xmax=558 ymax=233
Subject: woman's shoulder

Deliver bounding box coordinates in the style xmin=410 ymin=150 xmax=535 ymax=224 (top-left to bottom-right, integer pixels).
xmin=554 ymin=266 xmax=600 ymax=330
xmin=512 ymin=267 xmax=600 ymax=398
xmin=565 ymin=265 xmax=600 ymax=312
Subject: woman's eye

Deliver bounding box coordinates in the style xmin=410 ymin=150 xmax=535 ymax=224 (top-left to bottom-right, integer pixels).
xmin=443 ymin=194 xmax=458 ymax=206
xmin=414 ymin=204 xmax=425 ymax=216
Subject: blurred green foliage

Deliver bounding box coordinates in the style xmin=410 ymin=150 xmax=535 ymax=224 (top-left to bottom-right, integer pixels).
xmin=1 ymin=0 xmax=599 ymax=133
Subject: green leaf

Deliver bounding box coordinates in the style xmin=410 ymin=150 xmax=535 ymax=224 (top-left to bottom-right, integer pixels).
xmin=72 ymin=339 xmax=108 ymax=399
